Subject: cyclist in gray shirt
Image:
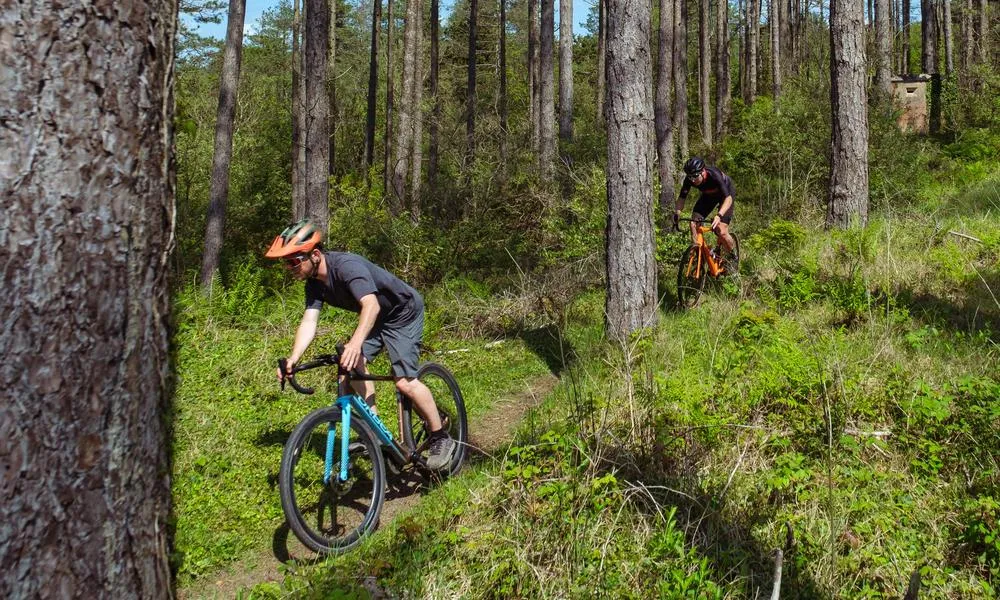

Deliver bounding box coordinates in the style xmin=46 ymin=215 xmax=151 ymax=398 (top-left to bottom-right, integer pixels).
xmin=266 ymin=219 xmax=456 ymax=469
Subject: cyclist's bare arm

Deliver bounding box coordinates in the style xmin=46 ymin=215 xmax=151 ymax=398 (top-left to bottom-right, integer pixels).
xmin=342 ymin=294 xmax=379 ymax=371
xmin=278 ymin=308 xmax=320 ymax=381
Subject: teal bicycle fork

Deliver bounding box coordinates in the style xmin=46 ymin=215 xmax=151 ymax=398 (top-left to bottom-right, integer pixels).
xmin=324 ymin=393 xmax=413 ymax=484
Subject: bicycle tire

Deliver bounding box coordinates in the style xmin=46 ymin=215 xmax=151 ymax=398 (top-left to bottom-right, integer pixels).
xmin=279 ymin=405 xmax=386 ymax=554
xmin=400 ymin=362 xmax=469 ymax=477
xmin=677 ymin=246 xmax=708 ymax=309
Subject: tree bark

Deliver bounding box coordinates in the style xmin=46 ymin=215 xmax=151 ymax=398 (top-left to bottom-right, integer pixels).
xmin=716 ymin=0 xmax=731 ymax=140
xmin=903 ymin=0 xmax=911 ymax=72
xmin=500 ymin=0 xmax=510 ymax=168
xmin=0 ymin=0 xmax=176 ymax=596
xmin=384 ymin=0 xmax=396 ymax=210
xmin=365 ymin=0 xmax=381 ymax=177
xmin=771 ymin=0 xmax=782 ymax=102
xmin=657 ymin=0 xmax=677 ymax=214
xmin=292 ymin=0 xmax=307 ymax=218
xmin=328 ymin=0 xmax=338 ymax=177
xmin=943 ymin=0 xmax=953 ymax=73
xmin=960 ymin=0 xmax=971 ymax=71
xmin=876 ymin=0 xmax=894 ymax=97
xmin=559 ymin=0 xmax=574 ymax=143
xmin=393 ymin=0 xmax=420 ymax=210
xmin=829 ymin=0 xmax=869 ymax=228
xmin=529 ymin=0 xmax=540 ymax=154
xmin=699 ymin=0 xmax=713 ymax=144
xmin=748 ymin=0 xmax=759 ymax=102
xmin=974 ymin=0 xmax=985 ymax=64
xmin=921 ymin=0 xmax=938 ymax=72
xmin=467 ymin=0 xmax=479 ymax=185
xmin=410 ymin=4 xmax=423 ymax=221
xmin=200 ymin=0 xmax=247 ymax=291
xmin=306 ymin=0 xmax=331 ymax=231
xmin=430 ymin=0 xmax=440 ymax=193
xmin=540 ymin=0 xmax=557 ymax=179
xmin=674 ymin=0 xmax=689 ymax=159
xmin=605 ymin=0 xmax=658 ymax=341
xmin=598 ymin=0 xmax=608 ymax=121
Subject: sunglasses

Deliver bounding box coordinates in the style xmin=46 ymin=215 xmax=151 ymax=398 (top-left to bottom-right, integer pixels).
xmin=284 ymin=254 xmax=310 ymax=269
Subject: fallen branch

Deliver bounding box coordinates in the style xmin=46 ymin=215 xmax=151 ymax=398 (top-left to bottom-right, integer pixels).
xmin=770 ymin=548 xmax=784 ymax=600
xmin=842 ymin=428 xmax=892 ymax=438
xmin=948 ymin=230 xmax=983 ymax=243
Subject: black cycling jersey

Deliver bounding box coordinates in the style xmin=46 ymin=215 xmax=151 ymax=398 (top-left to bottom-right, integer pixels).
xmin=678 ymin=165 xmax=735 ymax=211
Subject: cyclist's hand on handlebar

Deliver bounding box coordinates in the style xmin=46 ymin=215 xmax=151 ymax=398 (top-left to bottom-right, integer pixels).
xmin=277 ymin=358 xmax=295 ymax=383
xmin=339 ymin=341 xmax=364 ymax=372
xmin=711 ymin=215 xmax=722 ymax=230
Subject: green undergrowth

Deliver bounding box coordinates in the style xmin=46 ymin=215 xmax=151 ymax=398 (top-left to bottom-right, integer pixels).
xmin=169 ymin=279 xmax=555 ymax=585
xmin=241 ymin=172 xmax=1000 ymax=598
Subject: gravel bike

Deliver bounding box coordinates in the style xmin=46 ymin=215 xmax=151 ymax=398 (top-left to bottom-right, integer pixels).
xmin=276 ymin=346 xmax=467 ymax=554
xmin=675 ymin=217 xmax=741 ymax=308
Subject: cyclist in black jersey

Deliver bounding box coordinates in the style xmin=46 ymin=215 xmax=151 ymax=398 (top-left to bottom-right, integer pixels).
xmin=673 ymin=157 xmax=737 ymax=258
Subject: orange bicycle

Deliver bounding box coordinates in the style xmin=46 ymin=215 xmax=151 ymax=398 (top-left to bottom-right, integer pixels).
xmin=675 ymin=218 xmax=741 ymax=308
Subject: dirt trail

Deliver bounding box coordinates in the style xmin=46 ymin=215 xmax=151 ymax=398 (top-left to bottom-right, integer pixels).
xmin=179 ymin=373 xmax=559 ymax=599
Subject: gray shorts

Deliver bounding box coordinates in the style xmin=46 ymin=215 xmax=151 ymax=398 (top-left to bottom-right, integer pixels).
xmin=361 ymin=300 xmax=424 ymax=379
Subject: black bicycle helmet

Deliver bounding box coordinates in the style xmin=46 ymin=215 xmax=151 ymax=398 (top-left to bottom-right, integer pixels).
xmin=683 ymin=157 xmax=705 ymax=176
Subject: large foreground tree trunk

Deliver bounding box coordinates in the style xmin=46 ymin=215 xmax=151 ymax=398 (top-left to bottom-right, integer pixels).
xmin=605 ymin=0 xmax=658 ymax=341
xmin=200 ymin=0 xmax=247 ymax=291
xmin=1 ymin=1 xmax=177 ymax=596
xmin=829 ymin=0 xmax=869 ymax=228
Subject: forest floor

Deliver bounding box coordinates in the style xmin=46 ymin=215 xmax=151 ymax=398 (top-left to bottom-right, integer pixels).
xmin=177 ymin=372 xmax=560 ymax=599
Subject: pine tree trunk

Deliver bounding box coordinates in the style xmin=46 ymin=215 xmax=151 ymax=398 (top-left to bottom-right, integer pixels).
xmin=960 ymin=0 xmax=971 ymax=72
xmin=876 ymin=0 xmax=894 ymax=97
xmin=829 ymin=0 xmax=869 ymax=228
xmin=921 ymin=0 xmax=938 ymax=72
xmin=559 ymin=0 xmax=574 ymax=143
xmin=393 ymin=0 xmax=419 ymax=210
xmin=674 ymin=0 xmax=689 ymax=158
xmin=903 ymin=0 xmax=911 ymax=71
xmin=384 ymin=0 xmax=396 ymax=209
xmin=943 ymin=0 xmax=953 ymax=73
xmin=329 ymin=0 xmax=338 ymax=177
xmin=699 ymin=0 xmax=713 ymax=145
xmin=739 ymin=0 xmax=747 ymax=94
xmin=529 ymin=0 xmax=541 ymax=154
xmin=716 ymin=0 xmax=731 ymax=140
xmin=657 ymin=0 xmax=677 ymax=213
xmin=598 ymin=0 xmax=608 ymax=120
xmin=292 ymin=0 xmax=306 ymax=219
xmin=975 ymin=0 xmax=985 ymax=64
xmin=500 ymin=0 xmax=510 ymax=168
xmin=605 ymin=0 xmax=658 ymax=341
xmin=748 ymin=0 xmax=759 ymax=102
xmin=467 ymin=0 xmax=478 ymax=185
xmin=200 ymin=0 xmax=246 ymax=291
xmin=410 ymin=4 xmax=424 ymax=221
xmin=540 ymin=0 xmax=557 ymax=179
xmin=306 ymin=0 xmax=331 ymax=231
xmin=771 ymin=0 xmax=782 ymax=102
xmin=1 ymin=0 xmax=176 ymax=595
xmin=430 ymin=0 xmax=440 ymax=193
xmin=365 ymin=0 xmax=381 ymax=176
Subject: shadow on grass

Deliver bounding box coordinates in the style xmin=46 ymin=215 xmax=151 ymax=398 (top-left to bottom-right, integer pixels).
xmin=519 ymin=324 xmax=576 ymax=376
xmin=895 ymin=277 xmax=1000 ymax=337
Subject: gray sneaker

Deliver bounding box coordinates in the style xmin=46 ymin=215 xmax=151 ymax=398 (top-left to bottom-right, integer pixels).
xmin=424 ymin=434 xmax=456 ymax=470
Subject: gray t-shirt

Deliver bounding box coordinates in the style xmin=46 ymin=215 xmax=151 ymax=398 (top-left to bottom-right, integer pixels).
xmin=305 ymin=252 xmax=421 ymax=323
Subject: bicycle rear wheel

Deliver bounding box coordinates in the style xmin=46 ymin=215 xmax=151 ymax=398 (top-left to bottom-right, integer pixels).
xmin=279 ymin=406 xmax=385 ymax=554
xmin=401 ymin=362 xmax=468 ymax=477
xmin=677 ymin=246 xmax=708 ymax=309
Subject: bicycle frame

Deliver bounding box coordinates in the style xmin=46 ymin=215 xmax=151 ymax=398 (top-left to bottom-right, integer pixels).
xmin=327 ymin=390 xmax=413 ymax=484
xmin=685 ymin=225 xmax=725 ymax=279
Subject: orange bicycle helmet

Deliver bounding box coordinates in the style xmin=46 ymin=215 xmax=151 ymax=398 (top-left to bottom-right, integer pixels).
xmin=265 ymin=219 xmax=323 ymax=258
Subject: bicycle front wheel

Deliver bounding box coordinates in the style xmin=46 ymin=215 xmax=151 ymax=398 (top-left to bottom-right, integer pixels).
xmin=279 ymin=406 xmax=385 ymax=554
xmin=677 ymin=246 xmax=708 ymax=309
xmin=401 ymin=362 xmax=469 ymax=477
